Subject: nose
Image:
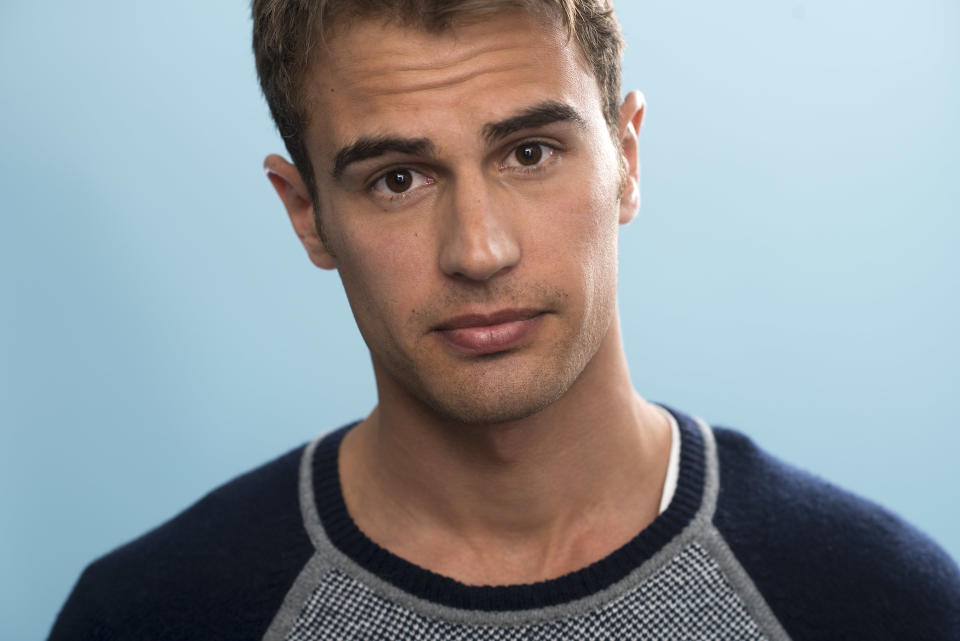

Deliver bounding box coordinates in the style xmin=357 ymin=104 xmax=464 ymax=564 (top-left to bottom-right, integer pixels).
xmin=438 ymin=177 xmax=521 ymax=282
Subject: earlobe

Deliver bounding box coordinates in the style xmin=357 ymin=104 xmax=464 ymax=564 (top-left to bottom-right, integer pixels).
xmin=263 ymin=154 xmax=336 ymax=270
xmin=617 ymin=91 xmax=646 ymax=225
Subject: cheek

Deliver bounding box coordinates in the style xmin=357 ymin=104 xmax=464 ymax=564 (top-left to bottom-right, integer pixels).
xmin=579 ymin=191 xmax=620 ymax=309
xmin=540 ymin=167 xmax=620 ymax=284
xmin=325 ymin=210 xmax=433 ymax=323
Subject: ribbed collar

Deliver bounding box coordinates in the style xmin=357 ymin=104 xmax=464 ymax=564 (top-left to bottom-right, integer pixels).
xmin=311 ymin=405 xmax=706 ymax=611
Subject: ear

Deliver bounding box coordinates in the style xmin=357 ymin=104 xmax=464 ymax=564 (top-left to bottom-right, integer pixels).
xmin=616 ymin=90 xmax=645 ymax=225
xmin=263 ymin=154 xmax=336 ymax=270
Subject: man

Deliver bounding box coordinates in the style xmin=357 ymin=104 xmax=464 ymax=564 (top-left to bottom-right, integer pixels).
xmin=50 ymin=1 xmax=959 ymax=639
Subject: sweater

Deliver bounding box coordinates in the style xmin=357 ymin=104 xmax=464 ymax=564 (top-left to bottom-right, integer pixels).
xmin=48 ymin=406 xmax=960 ymax=640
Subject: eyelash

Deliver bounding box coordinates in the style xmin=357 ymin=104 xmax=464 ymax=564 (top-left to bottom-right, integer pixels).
xmin=499 ymin=140 xmax=558 ymax=174
xmin=367 ymin=140 xmax=561 ymax=203
xmin=369 ymin=169 xmax=434 ymax=203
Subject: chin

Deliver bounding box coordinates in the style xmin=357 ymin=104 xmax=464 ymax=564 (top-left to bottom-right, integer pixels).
xmin=417 ymin=360 xmax=580 ymax=426
xmin=427 ymin=391 xmax=559 ymax=426
xmin=379 ymin=303 xmax=613 ymax=426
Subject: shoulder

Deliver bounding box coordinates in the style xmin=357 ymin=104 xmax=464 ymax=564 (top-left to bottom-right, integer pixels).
xmin=711 ymin=426 xmax=960 ymax=640
xmin=49 ymin=442 xmax=316 ymax=641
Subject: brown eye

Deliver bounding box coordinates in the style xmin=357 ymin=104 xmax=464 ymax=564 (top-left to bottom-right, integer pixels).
xmin=385 ymin=169 xmax=412 ymax=193
xmin=515 ymin=144 xmax=543 ymax=166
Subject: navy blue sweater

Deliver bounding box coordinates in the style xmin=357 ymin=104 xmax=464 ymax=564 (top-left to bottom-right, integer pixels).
xmin=49 ymin=408 xmax=960 ymax=640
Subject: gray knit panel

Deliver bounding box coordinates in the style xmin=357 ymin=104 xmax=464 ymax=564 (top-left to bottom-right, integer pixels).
xmin=283 ymin=542 xmax=767 ymax=641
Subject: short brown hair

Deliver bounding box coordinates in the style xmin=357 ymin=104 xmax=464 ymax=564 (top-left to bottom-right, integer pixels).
xmin=252 ymin=0 xmax=624 ymax=206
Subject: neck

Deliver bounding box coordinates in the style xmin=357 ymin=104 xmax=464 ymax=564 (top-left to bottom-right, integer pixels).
xmin=339 ymin=316 xmax=672 ymax=584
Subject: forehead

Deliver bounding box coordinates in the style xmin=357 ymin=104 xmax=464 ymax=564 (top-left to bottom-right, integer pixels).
xmin=301 ymin=9 xmax=604 ymax=165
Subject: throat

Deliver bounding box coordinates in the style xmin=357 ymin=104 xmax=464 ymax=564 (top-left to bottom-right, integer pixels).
xmin=336 ymin=399 xmax=673 ymax=586
xmin=377 ymin=496 xmax=661 ymax=586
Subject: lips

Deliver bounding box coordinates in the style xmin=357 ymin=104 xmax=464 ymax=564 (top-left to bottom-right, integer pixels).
xmin=433 ymin=309 xmax=545 ymax=355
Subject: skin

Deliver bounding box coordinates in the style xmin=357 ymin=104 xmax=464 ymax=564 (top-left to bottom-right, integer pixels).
xmin=265 ymin=9 xmax=672 ymax=586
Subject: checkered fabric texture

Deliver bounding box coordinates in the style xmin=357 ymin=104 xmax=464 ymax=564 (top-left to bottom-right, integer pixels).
xmin=285 ymin=543 xmax=767 ymax=640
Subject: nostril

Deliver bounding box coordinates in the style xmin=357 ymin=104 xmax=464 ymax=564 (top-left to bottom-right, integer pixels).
xmin=438 ymin=185 xmax=522 ymax=281
xmin=439 ymin=229 xmax=521 ymax=282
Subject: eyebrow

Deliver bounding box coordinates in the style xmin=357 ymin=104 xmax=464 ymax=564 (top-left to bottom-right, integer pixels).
xmin=331 ymin=137 xmax=434 ymax=180
xmin=329 ymin=100 xmax=587 ymax=181
xmin=482 ymin=100 xmax=587 ymax=144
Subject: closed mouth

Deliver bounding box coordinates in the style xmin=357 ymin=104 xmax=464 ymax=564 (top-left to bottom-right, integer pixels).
xmin=432 ymin=309 xmax=547 ymax=355
xmin=433 ymin=308 xmax=543 ymax=332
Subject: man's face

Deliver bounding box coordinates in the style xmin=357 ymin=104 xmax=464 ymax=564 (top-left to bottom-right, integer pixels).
xmin=300 ymin=10 xmax=635 ymax=424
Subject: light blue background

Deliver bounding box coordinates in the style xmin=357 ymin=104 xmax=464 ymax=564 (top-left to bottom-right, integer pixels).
xmin=2 ymin=1 xmax=957 ymax=638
